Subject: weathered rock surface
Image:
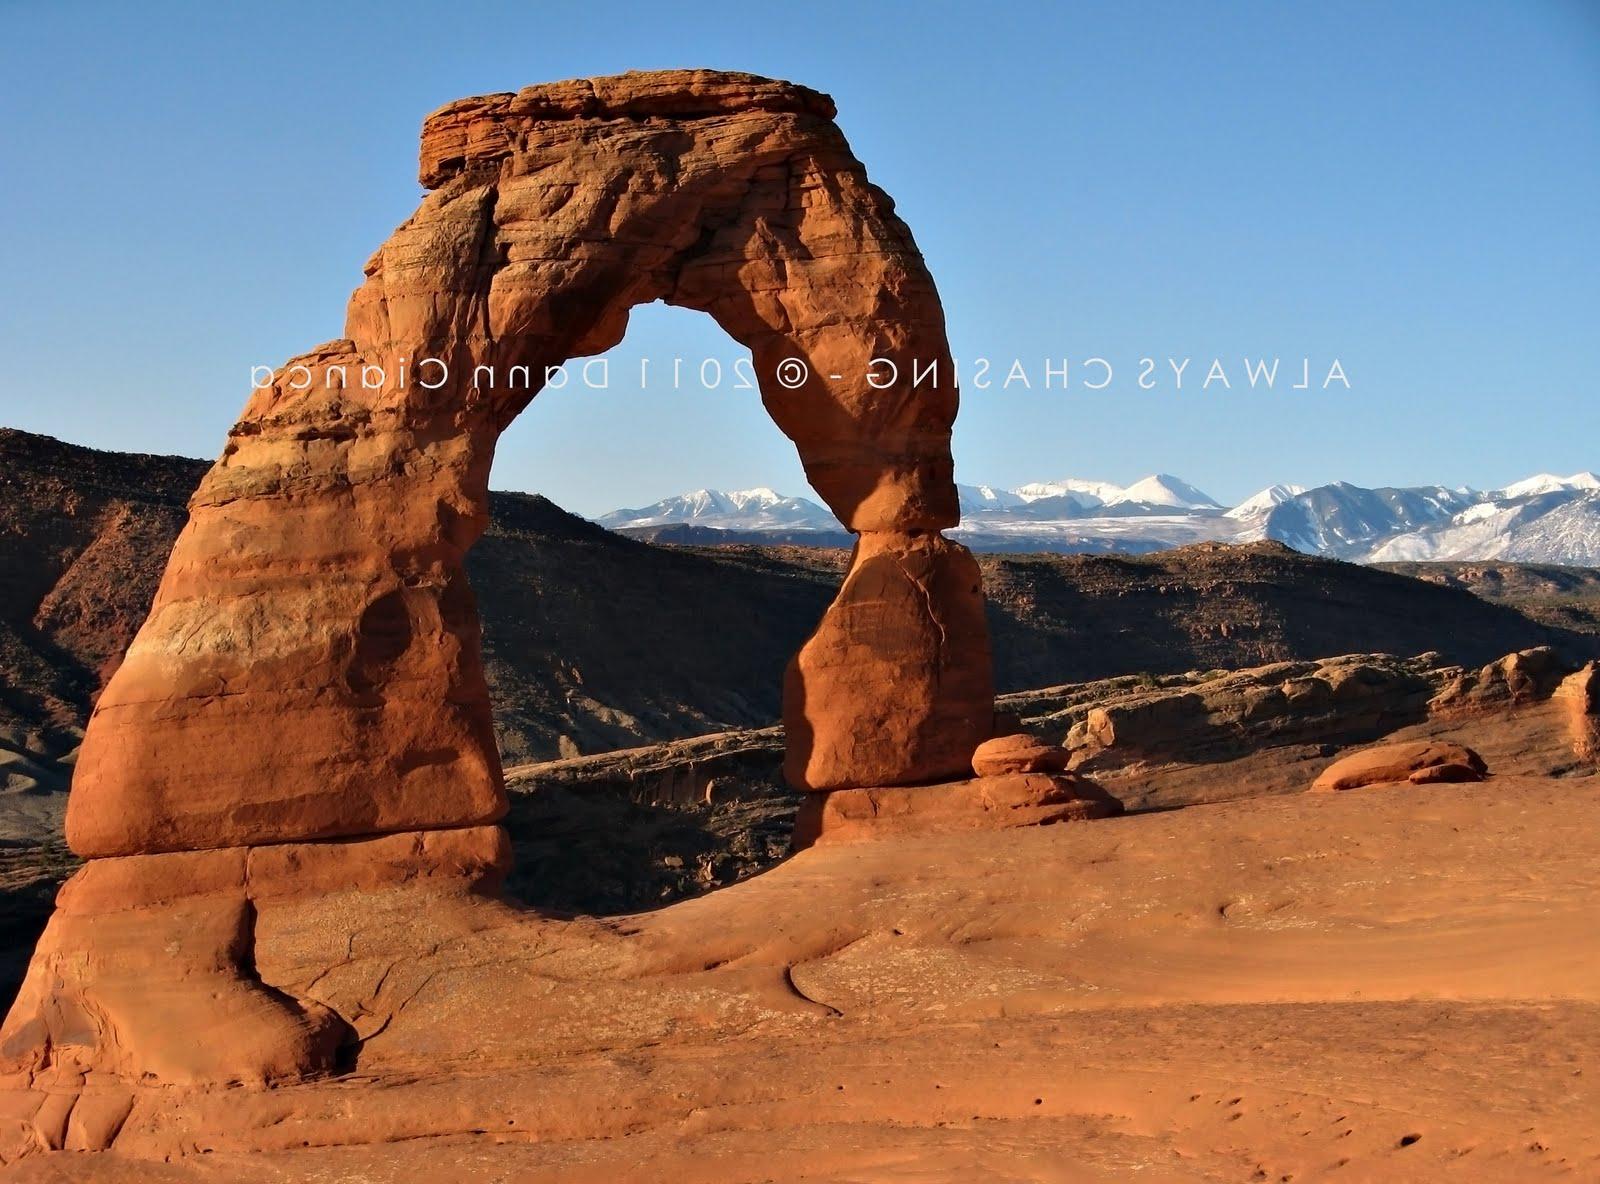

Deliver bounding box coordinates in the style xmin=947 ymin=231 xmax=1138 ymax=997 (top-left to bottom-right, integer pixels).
xmin=3 ymin=720 xmax=1598 ymax=1178
xmin=1429 ymin=645 xmax=1576 ymax=714
xmin=1056 ymin=653 xmax=1447 ymax=773
xmin=1309 ymin=740 xmax=1488 ymax=791
xmin=792 ymin=772 xmax=1122 ymax=848
xmin=1554 ymin=663 xmax=1599 ymax=763
xmin=0 ymin=827 xmax=508 ymax=1100
xmin=1030 ymin=649 xmax=1582 ymax=780
xmin=971 ymin=733 xmax=1073 ymax=776
xmin=784 ymin=532 xmax=993 ymax=790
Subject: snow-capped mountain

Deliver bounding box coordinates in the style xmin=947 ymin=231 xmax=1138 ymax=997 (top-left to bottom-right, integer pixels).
xmin=957 ymin=484 xmax=1028 ymax=513
xmin=1102 ymin=474 xmax=1222 ymax=511
xmin=1495 ymin=472 xmax=1600 ymax=500
xmin=1367 ymin=490 xmax=1600 ymax=565
xmin=1243 ymin=483 xmax=1480 ymax=558
xmin=1012 ymin=478 xmax=1122 ymax=506
xmin=599 ymin=472 xmax=1600 ymax=566
xmin=597 ymin=487 xmax=837 ymax=532
xmin=964 ymin=475 xmax=1225 ymax=519
xmin=1225 ymin=484 xmax=1309 ymax=519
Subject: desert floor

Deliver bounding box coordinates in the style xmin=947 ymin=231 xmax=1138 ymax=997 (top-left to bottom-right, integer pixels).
xmin=9 ymin=705 xmax=1598 ymax=1183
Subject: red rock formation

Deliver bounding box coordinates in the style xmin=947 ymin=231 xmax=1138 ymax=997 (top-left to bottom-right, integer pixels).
xmin=1429 ymin=645 xmax=1575 ymax=715
xmin=784 ymin=533 xmax=993 ymax=789
xmin=67 ymin=69 xmax=988 ymax=861
xmin=971 ymin=733 xmax=1074 ymax=776
xmin=3 ymin=70 xmax=997 ymax=1106
xmin=792 ymin=772 xmax=1122 ymax=848
xmin=1554 ymin=663 xmax=1598 ymax=763
xmin=1309 ymin=740 xmax=1488 ymax=792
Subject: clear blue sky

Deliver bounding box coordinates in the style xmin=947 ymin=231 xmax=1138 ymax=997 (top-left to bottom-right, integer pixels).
xmin=2 ymin=1 xmax=1596 ymax=513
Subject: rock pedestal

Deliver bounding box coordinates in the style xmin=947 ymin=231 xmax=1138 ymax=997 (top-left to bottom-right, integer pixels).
xmin=784 ymin=533 xmax=993 ymax=790
xmin=794 ymin=732 xmax=1122 ymax=848
xmin=792 ymin=773 xmax=1123 ymax=849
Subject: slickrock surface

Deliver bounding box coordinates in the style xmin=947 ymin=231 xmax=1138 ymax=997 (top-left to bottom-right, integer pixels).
xmin=3 ymin=703 xmax=1597 ymax=1180
xmin=1005 ymin=649 xmax=1589 ymax=812
xmin=1026 ymin=649 xmax=1579 ymax=778
xmin=1053 ymin=652 xmax=1447 ymax=772
xmin=1430 ymin=644 xmax=1576 ymax=712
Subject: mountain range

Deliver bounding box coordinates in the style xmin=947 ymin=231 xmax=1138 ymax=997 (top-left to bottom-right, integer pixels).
xmin=600 ymin=472 xmax=1600 ymax=565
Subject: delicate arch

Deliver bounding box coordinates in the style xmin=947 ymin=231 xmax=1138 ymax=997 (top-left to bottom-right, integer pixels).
xmin=64 ymin=70 xmax=995 ymax=858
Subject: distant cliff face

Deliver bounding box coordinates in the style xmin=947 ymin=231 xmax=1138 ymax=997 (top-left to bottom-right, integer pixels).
xmin=0 ymin=429 xmax=205 ymax=757
xmin=2 ymin=427 xmax=1595 ymax=813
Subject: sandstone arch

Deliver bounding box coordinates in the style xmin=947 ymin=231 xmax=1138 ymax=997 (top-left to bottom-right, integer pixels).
xmin=2 ymin=71 xmax=998 ymax=1096
xmin=62 ymin=69 xmax=995 ymax=858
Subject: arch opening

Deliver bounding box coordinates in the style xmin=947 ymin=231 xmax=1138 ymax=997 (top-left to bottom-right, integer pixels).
xmin=482 ymin=300 xmax=827 ymax=771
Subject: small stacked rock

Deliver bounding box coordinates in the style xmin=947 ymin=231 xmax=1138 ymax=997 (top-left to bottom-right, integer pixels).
xmin=792 ymin=733 xmax=1122 ymax=849
xmin=1310 ymin=740 xmax=1489 ymax=792
xmin=971 ymin=733 xmax=1074 ymax=776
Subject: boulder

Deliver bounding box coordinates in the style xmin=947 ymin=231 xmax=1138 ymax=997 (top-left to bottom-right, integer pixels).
xmin=971 ymin=733 xmax=1073 ymax=777
xmin=1309 ymin=741 xmax=1488 ymax=792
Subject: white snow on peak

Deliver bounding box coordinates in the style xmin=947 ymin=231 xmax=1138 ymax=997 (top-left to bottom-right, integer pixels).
xmin=1497 ymin=472 xmax=1600 ymax=500
xmin=957 ymin=483 xmax=1028 ymax=511
xmin=1012 ymin=478 xmax=1122 ymax=505
xmin=1225 ymin=483 xmax=1310 ymax=519
xmin=597 ymin=471 xmax=1600 ymax=567
xmin=1104 ymin=474 xmax=1222 ymax=510
xmin=723 ymin=487 xmax=787 ymax=509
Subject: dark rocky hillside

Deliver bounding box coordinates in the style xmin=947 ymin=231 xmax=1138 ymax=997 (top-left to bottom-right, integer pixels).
xmin=1378 ymin=560 xmax=1600 ymax=638
xmin=4 ymin=427 xmax=1597 ymax=805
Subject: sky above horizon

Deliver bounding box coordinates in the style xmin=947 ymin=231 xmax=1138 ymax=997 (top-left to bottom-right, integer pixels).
xmin=2 ymin=1 xmax=1597 ymax=514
